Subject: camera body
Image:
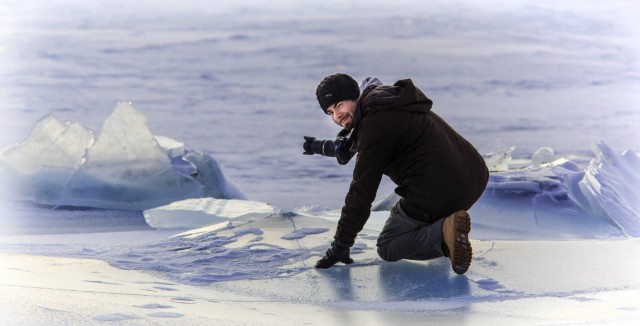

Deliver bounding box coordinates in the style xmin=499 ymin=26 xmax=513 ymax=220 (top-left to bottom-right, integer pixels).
xmin=303 ymin=134 xmax=355 ymax=165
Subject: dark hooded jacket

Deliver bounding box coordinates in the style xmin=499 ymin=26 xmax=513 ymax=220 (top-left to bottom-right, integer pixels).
xmin=335 ymin=79 xmax=489 ymax=245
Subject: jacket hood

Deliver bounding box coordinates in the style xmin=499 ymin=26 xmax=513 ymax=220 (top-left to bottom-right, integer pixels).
xmin=359 ymin=77 xmax=383 ymax=93
xmin=347 ymin=79 xmax=433 ymax=152
xmin=338 ymin=77 xmax=433 ymax=143
xmin=358 ymin=79 xmax=433 ymax=115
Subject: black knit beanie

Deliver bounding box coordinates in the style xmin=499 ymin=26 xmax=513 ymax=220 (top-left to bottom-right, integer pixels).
xmin=316 ymin=73 xmax=360 ymax=114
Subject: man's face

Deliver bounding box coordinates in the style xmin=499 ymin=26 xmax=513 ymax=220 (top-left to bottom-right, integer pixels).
xmin=326 ymin=100 xmax=357 ymax=129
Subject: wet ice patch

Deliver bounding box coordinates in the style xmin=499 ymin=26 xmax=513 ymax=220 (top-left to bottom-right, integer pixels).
xmin=475 ymin=278 xmax=505 ymax=291
xmin=107 ymin=213 xmax=337 ymax=285
xmin=82 ymin=279 xmax=121 ymax=285
xmin=171 ymin=297 xmax=195 ymax=304
xmin=224 ymin=228 xmax=264 ymax=249
xmin=152 ymin=286 xmax=178 ymax=292
xmin=333 ymin=300 xmax=470 ymax=312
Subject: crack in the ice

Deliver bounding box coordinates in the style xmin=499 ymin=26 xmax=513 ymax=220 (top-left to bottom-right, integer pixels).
xmin=475 ymin=242 xmax=496 ymax=257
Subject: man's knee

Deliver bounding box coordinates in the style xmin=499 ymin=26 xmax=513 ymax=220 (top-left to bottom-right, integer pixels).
xmin=377 ymin=243 xmax=401 ymax=262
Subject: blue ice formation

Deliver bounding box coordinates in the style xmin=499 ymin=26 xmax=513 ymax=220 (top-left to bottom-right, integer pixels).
xmin=580 ymin=141 xmax=640 ymax=237
xmin=479 ymin=141 xmax=640 ymax=238
xmin=0 ymin=102 xmax=245 ymax=210
xmin=373 ymin=142 xmax=640 ymax=239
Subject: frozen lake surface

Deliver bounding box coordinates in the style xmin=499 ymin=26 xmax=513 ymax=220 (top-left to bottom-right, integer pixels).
xmin=1 ymin=0 xmax=639 ymax=324
xmin=1 ymin=0 xmax=638 ymax=209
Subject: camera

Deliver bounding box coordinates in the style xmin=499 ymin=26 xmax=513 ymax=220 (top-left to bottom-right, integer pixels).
xmin=302 ymin=134 xmax=355 ymax=165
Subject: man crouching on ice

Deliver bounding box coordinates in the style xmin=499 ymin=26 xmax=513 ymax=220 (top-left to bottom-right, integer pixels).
xmin=313 ymin=74 xmax=489 ymax=274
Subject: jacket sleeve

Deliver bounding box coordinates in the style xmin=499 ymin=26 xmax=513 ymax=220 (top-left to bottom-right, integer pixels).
xmin=335 ymin=113 xmax=397 ymax=245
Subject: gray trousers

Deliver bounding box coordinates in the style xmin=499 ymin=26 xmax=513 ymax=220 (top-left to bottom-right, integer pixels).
xmin=376 ymin=203 xmax=445 ymax=262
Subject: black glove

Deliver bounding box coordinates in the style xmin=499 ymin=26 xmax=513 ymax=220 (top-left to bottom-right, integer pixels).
xmin=315 ymin=240 xmax=354 ymax=269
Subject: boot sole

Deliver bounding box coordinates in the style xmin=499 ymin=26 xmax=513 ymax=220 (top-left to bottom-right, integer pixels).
xmin=452 ymin=210 xmax=472 ymax=275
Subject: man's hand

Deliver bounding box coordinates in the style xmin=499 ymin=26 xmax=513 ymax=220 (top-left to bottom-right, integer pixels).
xmin=315 ymin=240 xmax=354 ymax=269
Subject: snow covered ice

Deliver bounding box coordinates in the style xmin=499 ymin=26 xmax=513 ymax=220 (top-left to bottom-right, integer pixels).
xmin=144 ymin=197 xmax=278 ymax=229
xmin=3 ymin=104 xmax=637 ymax=239
xmin=1 ymin=0 xmax=640 ymax=324
xmin=2 ymin=103 xmax=640 ymax=325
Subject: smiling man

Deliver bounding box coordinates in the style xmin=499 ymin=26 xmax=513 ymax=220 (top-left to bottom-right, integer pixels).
xmin=314 ymin=73 xmax=489 ymax=274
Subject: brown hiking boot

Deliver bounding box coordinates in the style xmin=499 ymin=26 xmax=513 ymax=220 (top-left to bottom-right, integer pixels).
xmin=442 ymin=210 xmax=472 ymax=275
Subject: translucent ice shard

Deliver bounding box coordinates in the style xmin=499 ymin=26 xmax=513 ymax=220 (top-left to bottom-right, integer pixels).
xmin=2 ymin=115 xmax=94 ymax=173
xmin=580 ymin=141 xmax=640 ymax=236
xmin=531 ymin=147 xmax=555 ymax=166
xmin=482 ymin=143 xmax=515 ymax=172
xmin=144 ymin=198 xmax=278 ymax=230
xmin=0 ymin=115 xmax=94 ymax=202
xmin=60 ymin=102 xmax=202 ymax=209
xmin=0 ymin=102 xmax=246 ymax=210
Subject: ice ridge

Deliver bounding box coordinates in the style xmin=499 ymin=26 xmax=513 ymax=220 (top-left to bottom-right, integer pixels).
xmin=0 ymin=102 xmax=245 ymax=210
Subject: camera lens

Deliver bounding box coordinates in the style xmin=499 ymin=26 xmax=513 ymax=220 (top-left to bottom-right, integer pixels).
xmin=303 ymin=136 xmax=336 ymax=157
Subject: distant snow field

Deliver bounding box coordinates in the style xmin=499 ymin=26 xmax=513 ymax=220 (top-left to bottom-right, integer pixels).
xmin=1 ymin=0 xmax=639 ymax=324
